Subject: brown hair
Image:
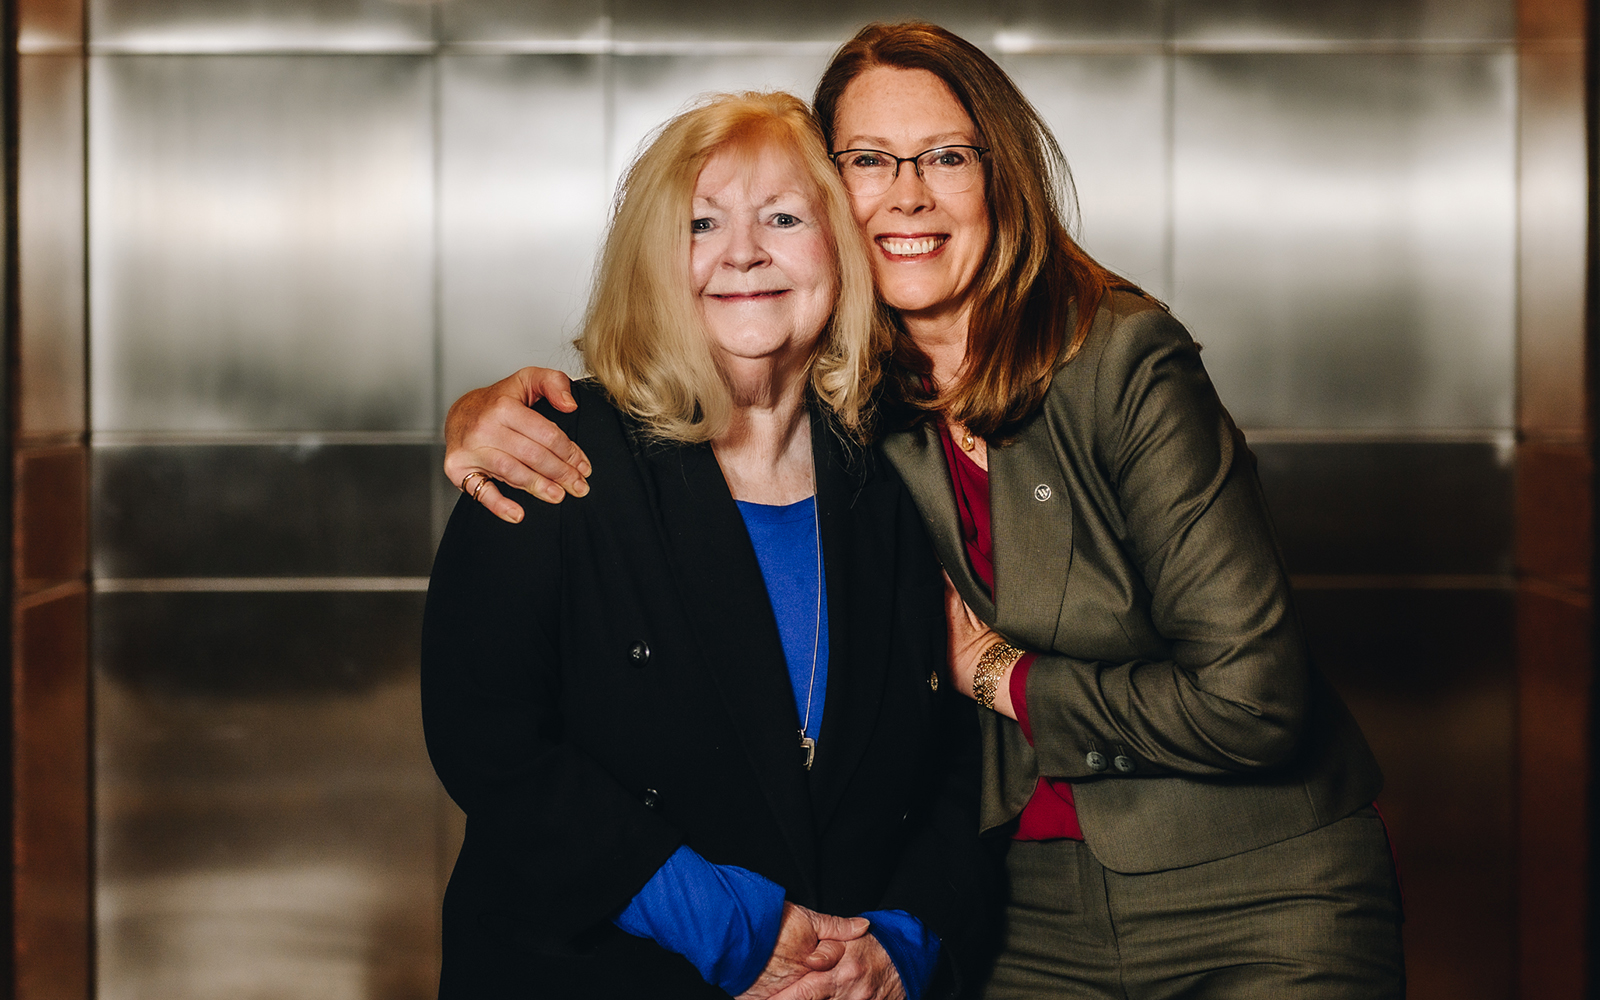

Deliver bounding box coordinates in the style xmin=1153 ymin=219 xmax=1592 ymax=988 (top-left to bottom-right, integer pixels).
xmin=580 ymin=90 xmax=888 ymax=443
xmin=814 ymin=21 xmax=1144 ymax=436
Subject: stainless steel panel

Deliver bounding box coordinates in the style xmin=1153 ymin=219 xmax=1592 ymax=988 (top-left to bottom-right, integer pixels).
xmin=94 ymin=645 xmax=439 ymax=1000
xmin=95 ymin=590 xmax=423 ymax=695
xmin=88 ymin=55 xmax=436 ymax=433
xmin=1173 ymin=0 xmax=1514 ymax=43
xmin=88 ymin=0 xmax=431 ymax=53
xmin=92 ymin=443 xmax=435 ymax=578
xmin=999 ymin=54 xmax=1169 ymax=299
xmin=1170 ymin=53 xmax=1516 ymax=429
xmin=1254 ymin=441 xmax=1514 ymax=575
xmin=437 ymin=0 xmax=607 ymax=45
xmin=439 ymin=55 xmax=606 ymax=403
xmin=19 ymin=54 xmax=87 ymax=439
xmin=611 ymin=0 xmax=1000 ymax=45
xmin=1299 ymin=587 xmax=1514 ymax=1000
xmin=610 ymin=54 xmax=835 ymax=182
xmin=1003 ymin=0 xmax=1166 ymax=44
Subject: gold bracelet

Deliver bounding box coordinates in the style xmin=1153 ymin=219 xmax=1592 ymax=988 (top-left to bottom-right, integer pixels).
xmin=972 ymin=639 xmax=1023 ymax=710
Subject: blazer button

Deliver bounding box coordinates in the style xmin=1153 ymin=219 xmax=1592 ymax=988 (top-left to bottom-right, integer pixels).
xmin=628 ymin=640 xmax=650 ymax=666
xmin=641 ymin=788 xmax=661 ymax=809
xmin=928 ymin=671 xmax=939 ymax=692
xmin=1086 ymin=751 xmax=1107 ymax=772
xmin=1113 ymin=755 xmax=1135 ymax=774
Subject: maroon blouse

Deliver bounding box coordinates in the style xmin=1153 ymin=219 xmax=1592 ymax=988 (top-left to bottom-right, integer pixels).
xmin=935 ymin=424 xmax=1083 ymax=842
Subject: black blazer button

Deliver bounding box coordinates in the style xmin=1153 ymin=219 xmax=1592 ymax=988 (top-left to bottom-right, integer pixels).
xmin=642 ymin=788 xmax=661 ymax=809
xmin=1086 ymin=751 xmax=1107 ymax=772
xmin=1113 ymin=755 xmax=1135 ymax=774
xmin=628 ymin=640 xmax=650 ymax=666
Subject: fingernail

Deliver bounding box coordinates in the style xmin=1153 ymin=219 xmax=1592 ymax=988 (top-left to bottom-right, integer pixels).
xmin=563 ymin=392 xmax=577 ymax=408
xmin=571 ymin=480 xmax=590 ymax=497
xmin=578 ymin=460 xmax=593 ymax=477
xmin=508 ymin=509 xmax=523 ymax=523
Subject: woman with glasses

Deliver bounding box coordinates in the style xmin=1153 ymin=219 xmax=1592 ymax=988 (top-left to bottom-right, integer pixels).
xmin=440 ymin=22 xmax=1403 ymax=1000
xmin=423 ymin=91 xmax=994 ymax=1000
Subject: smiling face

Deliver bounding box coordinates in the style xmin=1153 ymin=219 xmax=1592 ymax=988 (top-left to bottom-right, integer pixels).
xmin=832 ymin=65 xmax=992 ymax=334
xmin=690 ymin=142 xmax=839 ymax=381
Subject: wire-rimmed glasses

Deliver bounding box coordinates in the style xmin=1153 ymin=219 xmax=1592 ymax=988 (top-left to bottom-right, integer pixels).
xmin=829 ymin=145 xmax=989 ymax=197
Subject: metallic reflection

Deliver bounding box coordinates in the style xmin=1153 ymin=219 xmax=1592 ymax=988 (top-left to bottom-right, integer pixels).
xmin=611 ymin=0 xmax=997 ymax=44
xmin=1002 ymin=0 xmax=1165 ymax=44
xmin=20 ymin=54 xmax=86 ymax=438
xmin=437 ymin=0 xmax=608 ymax=45
xmin=439 ymin=55 xmax=607 ymax=400
xmin=1000 ymin=54 xmax=1169 ymax=299
xmin=88 ymin=56 xmax=436 ymax=433
xmin=1173 ymin=0 xmax=1514 ymax=43
xmin=1172 ymin=53 xmax=1516 ymax=429
xmin=95 ymin=675 xmax=439 ymax=1000
xmin=1516 ymin=47 xmax=1587 ymax=434
xmin=88 ymin=0 xmax=431 ymax=53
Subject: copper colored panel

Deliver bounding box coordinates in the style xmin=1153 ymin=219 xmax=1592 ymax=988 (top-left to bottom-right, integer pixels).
xmin=1515 ymin=584 xmax=1591 ymax=1000
xmin=19 ymin=54 xmax=87 ymax=440
xmin=16 ymin=447 xmax=88 ymax=592
xmin=1514 ymin=443 xmax=1590 ymax=588
xmin=13 ymin=586 xmax=92 ymax=1000
xmin=1518 ymin=0 xmax=1586 ymax=41
xmin=1517 ymin=46 xmax=1587 ymax=436
xmin=1297 ymin=587 xmax=1515 ymax=1000
xmin=19 ymin=0 xmax=83 ymax=52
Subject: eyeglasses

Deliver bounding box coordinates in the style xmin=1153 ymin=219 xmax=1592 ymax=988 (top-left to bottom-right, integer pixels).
xmin=828 ymin=145 xmax=989 ymax=197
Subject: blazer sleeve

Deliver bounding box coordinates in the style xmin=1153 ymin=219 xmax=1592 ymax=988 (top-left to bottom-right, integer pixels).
xmin=1019 ymin=308 xmax=1312 ymax=779
xmin=421 ymin=478 xmax=683 ymax=948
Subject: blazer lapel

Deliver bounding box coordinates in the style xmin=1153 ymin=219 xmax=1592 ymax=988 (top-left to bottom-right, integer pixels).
xmin=806 ymin=421 xmax=894 ymax=829
xmin=988 ymin=417 xmax=1074 ymax=649
xmin=878 ymin=424 xmax=996 ymax=623
xmin=638 ymin=440 xmax=819 ymax=887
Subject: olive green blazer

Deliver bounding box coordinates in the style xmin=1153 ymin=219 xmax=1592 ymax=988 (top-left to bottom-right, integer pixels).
xmin=880 ymin=291 xmax=1383 ymax=874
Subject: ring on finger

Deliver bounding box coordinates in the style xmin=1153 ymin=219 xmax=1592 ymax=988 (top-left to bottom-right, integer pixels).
xmin=461 ymin=471 xmax=492 ymax=502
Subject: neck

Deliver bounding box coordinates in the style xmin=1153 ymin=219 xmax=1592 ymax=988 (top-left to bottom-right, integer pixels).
xmin=714 ymin=355 xmax=815 ymax=505
xmin=901 ymin=301 xmax=973 ymax=391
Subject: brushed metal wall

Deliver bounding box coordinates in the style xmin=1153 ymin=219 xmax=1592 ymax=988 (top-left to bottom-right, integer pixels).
xmin=80 ymin=3 xmax=1524 ymax=999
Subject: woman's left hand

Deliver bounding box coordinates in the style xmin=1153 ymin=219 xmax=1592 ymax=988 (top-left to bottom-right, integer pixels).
xmin=765 ymin=935 xmax=906 ymax=1000
xmin=943 ymin=571 xmax=1017 ymax=719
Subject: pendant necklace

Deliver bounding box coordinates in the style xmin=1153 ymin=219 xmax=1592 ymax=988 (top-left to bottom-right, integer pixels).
xmin=798 ymin=495 xmax=822 ymax=770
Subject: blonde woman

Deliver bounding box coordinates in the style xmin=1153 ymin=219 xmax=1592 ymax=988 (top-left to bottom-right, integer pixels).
xmin=422 ymin=91 xmax=990 ymax=1000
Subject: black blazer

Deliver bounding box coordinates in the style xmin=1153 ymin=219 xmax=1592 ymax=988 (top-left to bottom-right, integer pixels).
xmin=882 ymin=292 xmax=1384 ymax=873
xmin=422 ymin=383 xmax=992 ymax=999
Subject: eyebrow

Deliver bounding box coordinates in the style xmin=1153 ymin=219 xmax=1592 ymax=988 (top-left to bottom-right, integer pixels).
xmin=835 ymin=132 xmax=975 ymax=150
xmin=693 ymin=190 xmax=813 ymax=210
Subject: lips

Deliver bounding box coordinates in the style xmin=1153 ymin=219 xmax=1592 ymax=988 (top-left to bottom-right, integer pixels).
xmin=707 ymin=289 xmax=789 ymax=300
xmin=876 ymin=235 xmax=949 ymax=258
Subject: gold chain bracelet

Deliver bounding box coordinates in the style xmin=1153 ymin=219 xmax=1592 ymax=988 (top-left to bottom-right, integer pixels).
xmin=972 ymin=639 xmax=1024 ymax=710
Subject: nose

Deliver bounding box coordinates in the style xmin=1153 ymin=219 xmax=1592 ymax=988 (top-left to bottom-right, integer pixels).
xmin=883 ymin=159 xmax=933 ymax=214
xmin=723 ymin=217 xmax=770 ymax=271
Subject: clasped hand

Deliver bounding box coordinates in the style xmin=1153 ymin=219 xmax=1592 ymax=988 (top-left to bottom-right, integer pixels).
xmin=737 ymin=903 xmax=906 ymax=1000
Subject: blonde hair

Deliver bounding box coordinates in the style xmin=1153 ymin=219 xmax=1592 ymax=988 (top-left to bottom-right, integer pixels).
xmin=579 ymin=91 xmax=887 ymax=443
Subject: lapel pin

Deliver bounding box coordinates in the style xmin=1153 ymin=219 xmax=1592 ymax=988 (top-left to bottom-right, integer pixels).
xmin=1034 ymin=484 xmax=1052 ymax=502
